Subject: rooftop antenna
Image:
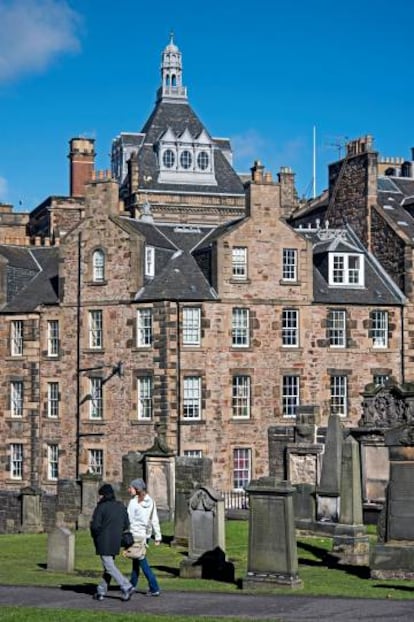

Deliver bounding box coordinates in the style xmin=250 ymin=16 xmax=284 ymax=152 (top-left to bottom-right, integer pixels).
xmin=325 ymin=135 xmax=348 ymax=160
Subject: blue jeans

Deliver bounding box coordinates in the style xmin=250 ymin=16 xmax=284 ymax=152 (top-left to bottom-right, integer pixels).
xmin=130 ymin=555 xmax=160 ymax=593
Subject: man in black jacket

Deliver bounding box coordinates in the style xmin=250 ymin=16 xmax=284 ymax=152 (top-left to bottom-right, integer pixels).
xmin=90 ymin=483 xmax=134 ymax=601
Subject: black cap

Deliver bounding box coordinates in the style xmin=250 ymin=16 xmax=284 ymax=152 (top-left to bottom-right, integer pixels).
xmin=98 ymin=483 xmax=114 ymax=499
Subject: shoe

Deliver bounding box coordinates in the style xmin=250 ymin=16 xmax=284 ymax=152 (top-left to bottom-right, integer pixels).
xmin=93 ymin=593 xmax=104 ymax=601
xmin=145 ymin=590 xmax=160 ymax=597
xmin=121 ymin=586 xmax=135 ymax=602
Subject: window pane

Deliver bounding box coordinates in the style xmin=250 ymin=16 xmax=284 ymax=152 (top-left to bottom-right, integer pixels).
xmin=282 ymin=375 xmax=299 ymax=417
xmin=88 ymin=449 xmax=103 ymax=475
xmin=330 ymin=375 xmax=347 ymax=416
xmin=11 ymin=381 xmax=23 ymax=417
xmin=184 ymin=449 xmax=203 ymax=457
xmin=93 ymin=250 xmax=105 ymax=282
xmin=328 ymin=310 xmax=346 ymax=347
xmin=145 ymin=246 xmax=155 ymax=278
xmin=10 ymin=443 xmax=23 ymax=479
xmin=138 ymin=376 xmax=152 ymax=420
xmin=90 ymin=378 xmax=103 ymax=419
xmin=282 ymin=309 xmax=299 ymax=346
xmin=47 ymin=320 xmax=59 ymax=356
xmin=48 ymin=444 xmax=59 ymax=480
xmin=183 ymin=376 xmax=201 ymax=419
xmin=282 ymin=249 xmax=297 ymax=281
xmin=233 ymin=448 xmax=251 ymax=490
xmin=372 ymin=310 xmax=388 ymax=348
xmin=183 ymin=307 xmax=201 ymax=345
xmin=232 ymin=308 xmax=249 ymax=347
xmin=47 ymin=382 xmax=59 ymax=417
xmin=89 ymin=311 xmax=103 ymax=349
xmin=11 ymin=320 xmax=23 ymax=356
xmin=232 ymin=247 xmax=247 ymax=279
xmin=232 ymin=376 xmax=250 ymax=418
xmin=137 ymin=308 xmax=153 ymax=346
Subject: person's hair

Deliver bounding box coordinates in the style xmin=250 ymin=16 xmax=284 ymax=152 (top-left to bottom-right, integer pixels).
xmin=129 ymin=478 xmax=146 ymax=492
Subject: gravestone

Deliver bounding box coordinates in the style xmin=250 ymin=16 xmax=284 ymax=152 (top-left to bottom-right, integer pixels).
xmin=121 ymin=450 xmax=144 ymax=502
xmin=371 ymin=423 xmax=414 ymax=578
xmin=47 ymin=526 xmax=75 ymax=572
xmin=316 ymin=414 xmax=343 ymax=523
xmin=243 ymin=477 xmax=302 ymax=589
xmin=173 ymin=456 xmax=212 ymax=547
xmin=143 ymin=436 xmax=175 ymax=521
xmin=332 ymin=435 xmax=369 ymax=565
xmin=77 ymin=473 xmax=101 ymax=528
xmin=179 ymin=486 xmax=233 ymax=581
xmin=21 ymin=486 xmax=43 ymax=533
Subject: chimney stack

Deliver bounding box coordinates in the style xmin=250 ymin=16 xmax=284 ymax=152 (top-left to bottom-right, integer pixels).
xmin=69 ymin=138 xmax=96 ymax=197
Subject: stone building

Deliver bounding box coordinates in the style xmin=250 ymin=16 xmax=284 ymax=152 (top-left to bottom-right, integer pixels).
xmin=0 ymin=37 xmax=407 ymax=519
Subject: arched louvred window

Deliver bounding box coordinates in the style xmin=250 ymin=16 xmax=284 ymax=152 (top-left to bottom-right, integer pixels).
xmin=171 ymin=74 xmax=177 ymax=86
xmin=92 ymin=249 xmax=105 ymax=282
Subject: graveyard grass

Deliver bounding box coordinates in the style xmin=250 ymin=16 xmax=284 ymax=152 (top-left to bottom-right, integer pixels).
xmin=1 ymin=521 xmax=414 ymax=602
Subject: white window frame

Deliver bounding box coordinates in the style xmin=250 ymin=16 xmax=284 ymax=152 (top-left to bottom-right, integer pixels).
xmin=233 ymin=447 xmax=251 ymax=491
xmin=328 ymin=309 xmax=346 ymax=348
xmin=47 ymin=444 xmax=59 ymax=481
xmin=47 ymin=382 xmax=59 ymax=418
xmin=10 ymin=443 xmax=23 ymax=479
xmin=90 ymin=377 xmax=103 ymax=420
xmin=137 ymin=376 xmax=152 ymax=420
xmin=282 ymin=248 xmax=297 ymax=281
xmin=89 ymin=310 xmax=103 ymax=349
xmin=282 ymin=309 xmax=299 ymax=347
xmin=145 ymin=246 xmax=155 ymax=278
xmin=373 ymin=374 xmax=389 ymax=387
xmin=182 ymin=307 xmax=201 ymax=346
xmin=88 ymin=448 xmax=104 ymax=475
xmin=11 ymin=320 xmax=23 ymax=356
xmin=232 ymin=247 xmax=247 ymax=280
xmin=232 ymin=308 xmax=250 ymax=347
xmin=184 ymin=449 xmax=203 ymax=458
xmin=92 ymin=249 xmax=105 ymax=282
xmin=137 ymin=308 xmax=153 ymax=347
xmin=232 ymin=375 xmax=251 ymax=419
xmin=330 ymin=375 xmax=348 ymax=417
xmin=183 ymin=376 xmax=201 ymax=420
xmin=372 ymin=310 xmax=388 ymax=348
xmin=329 ymin=253 xmax=365 ymax=287
xmin=11 ymin=381 xmax=23 ymax=417
xmin=282 ymin=375 xmax=300 ymax=418
xmin=47 ymin=320 xmax=59 ymax=357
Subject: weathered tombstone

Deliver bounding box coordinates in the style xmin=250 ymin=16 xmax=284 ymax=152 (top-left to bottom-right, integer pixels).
xmin=47 ymin=526 xmax=75 ymax=572
xmin=21 ymin=486 xmax=43 ymax=533
xmin=77 ymin=473 xmax=101 ymax=528
xmin=121 ymin=450 xmax=144 ymax=503
xmin=332 ymin=435 xmax=369 ymax=565
xmin=371 ymin=423 xmax=414 ymax=578
xmin=243 ymin=477 xmax=302 ymax=589
xmin=143 ymin=436 xmax=175 ymax=521
xmin=179 ymin=486 xmax=233 ymax=581
xmin=316 ymin=414 xmax=343 ymax=524
xmin=173 ymin=456 xmax=212 ymax=547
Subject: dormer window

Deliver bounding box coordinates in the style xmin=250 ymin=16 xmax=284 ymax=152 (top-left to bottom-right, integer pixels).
xmin=92 ymin=249 xmax=105 ymax=282
xmin=163 ymin=149 xmax=175 ymax=168
xmin=145 ymin=246 xmax=155 ymax=278
xmin=157 ymin=127 xmax=217 ymax=186
xmin=180 ymin=150 xmax=192 ymax=169
xmin=197 ymin=151 xmax=209 ymax=170
xmin=329 ymin=253 xmax=364 ymax=287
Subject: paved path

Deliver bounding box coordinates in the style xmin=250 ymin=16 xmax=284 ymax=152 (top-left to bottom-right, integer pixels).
xmin=0 ymin=585 xmax=413 ymax=621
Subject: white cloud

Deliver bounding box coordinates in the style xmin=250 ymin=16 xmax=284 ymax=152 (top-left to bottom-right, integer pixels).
xmin=0 ymin=176 xmax=8 ymax=200
xmin=232 ymin=130 xmax=306 ymax=175
xmin=0 ymin=0 xmax=82 ymax=82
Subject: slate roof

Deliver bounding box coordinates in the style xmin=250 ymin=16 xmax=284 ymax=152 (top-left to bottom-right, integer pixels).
xmin=297 ymin=226 xmax=405 ymax=305
xmin=136 ymin=101 xmax=245 ymax=196
xmin=0 ymin=246 xmax=59 ymax=312
xmin=377 ymin=176 xmax=414 ymax=242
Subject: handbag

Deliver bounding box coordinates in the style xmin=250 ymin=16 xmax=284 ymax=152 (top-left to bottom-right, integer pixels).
xmin=121 ymin=530 xmax=134 ymax=549
xmin=123 ymin=538 xmax=147 ymax=560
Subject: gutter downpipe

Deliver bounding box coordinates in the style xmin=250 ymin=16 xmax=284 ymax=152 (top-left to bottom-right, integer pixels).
xmin=175 ymin=300 xmax=181 ymax=457
xmin=75 ymin=232 xmax=82 ymax=480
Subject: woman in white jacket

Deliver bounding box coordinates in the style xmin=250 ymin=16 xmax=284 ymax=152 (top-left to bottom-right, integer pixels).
xmin=127 ymin=478 xmax=161 ymax=596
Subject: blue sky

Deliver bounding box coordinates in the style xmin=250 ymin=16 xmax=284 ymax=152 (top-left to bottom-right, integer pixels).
xmin=1 ymin=0 xmax=414 ymax=211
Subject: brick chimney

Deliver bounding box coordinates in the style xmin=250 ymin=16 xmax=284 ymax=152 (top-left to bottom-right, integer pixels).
xmin=69 ymin=138 xmax=96 ymax=197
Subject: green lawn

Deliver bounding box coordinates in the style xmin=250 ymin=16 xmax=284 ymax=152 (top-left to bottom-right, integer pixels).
xmin=1 ymin=521 xmax=414 ymax=601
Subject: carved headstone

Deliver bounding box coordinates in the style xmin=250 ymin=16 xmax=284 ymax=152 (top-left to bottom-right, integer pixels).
xmin=47 ymin=526 xmax=75 ymax=572
xmin=21 ymin=486 xmax=43 ymax=533
xmin=173 ymin=457 xmax=212 ymax=547
xmin=243 ymin=477 xmax=302 ymax=589
xmin=77 ymin=473 xmax=101 ymax=529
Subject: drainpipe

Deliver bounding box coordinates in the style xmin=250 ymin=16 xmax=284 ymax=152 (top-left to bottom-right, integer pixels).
xmin=401 ymin=305 xmax=405 ymax=384
xmin=175 ymin=300 xmax=181 ymax=456
xmin=75 ymin=232 xmax=82 ymax=479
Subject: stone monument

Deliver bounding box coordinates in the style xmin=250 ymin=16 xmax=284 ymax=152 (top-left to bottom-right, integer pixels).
xmin=173 ymin=456 xmax=212 ymax=547
xmin=179 ymin=486 xmax=233 ymax=581
xmin=21 ymin=486 xmax=43 ymax=533
xmin=316 ymin=414 xmax=343 ymax=524
xmin=77 ymin=473 xmax=101 ymax=528
xmin=47 ymin=526 xmax=75 ymax=572
xmin=243 ymin=477 xmax=302 ymax=589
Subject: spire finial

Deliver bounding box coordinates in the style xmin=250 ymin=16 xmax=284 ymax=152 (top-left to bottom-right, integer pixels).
xmin=169 ymin=30 xmax=174 ymax=45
